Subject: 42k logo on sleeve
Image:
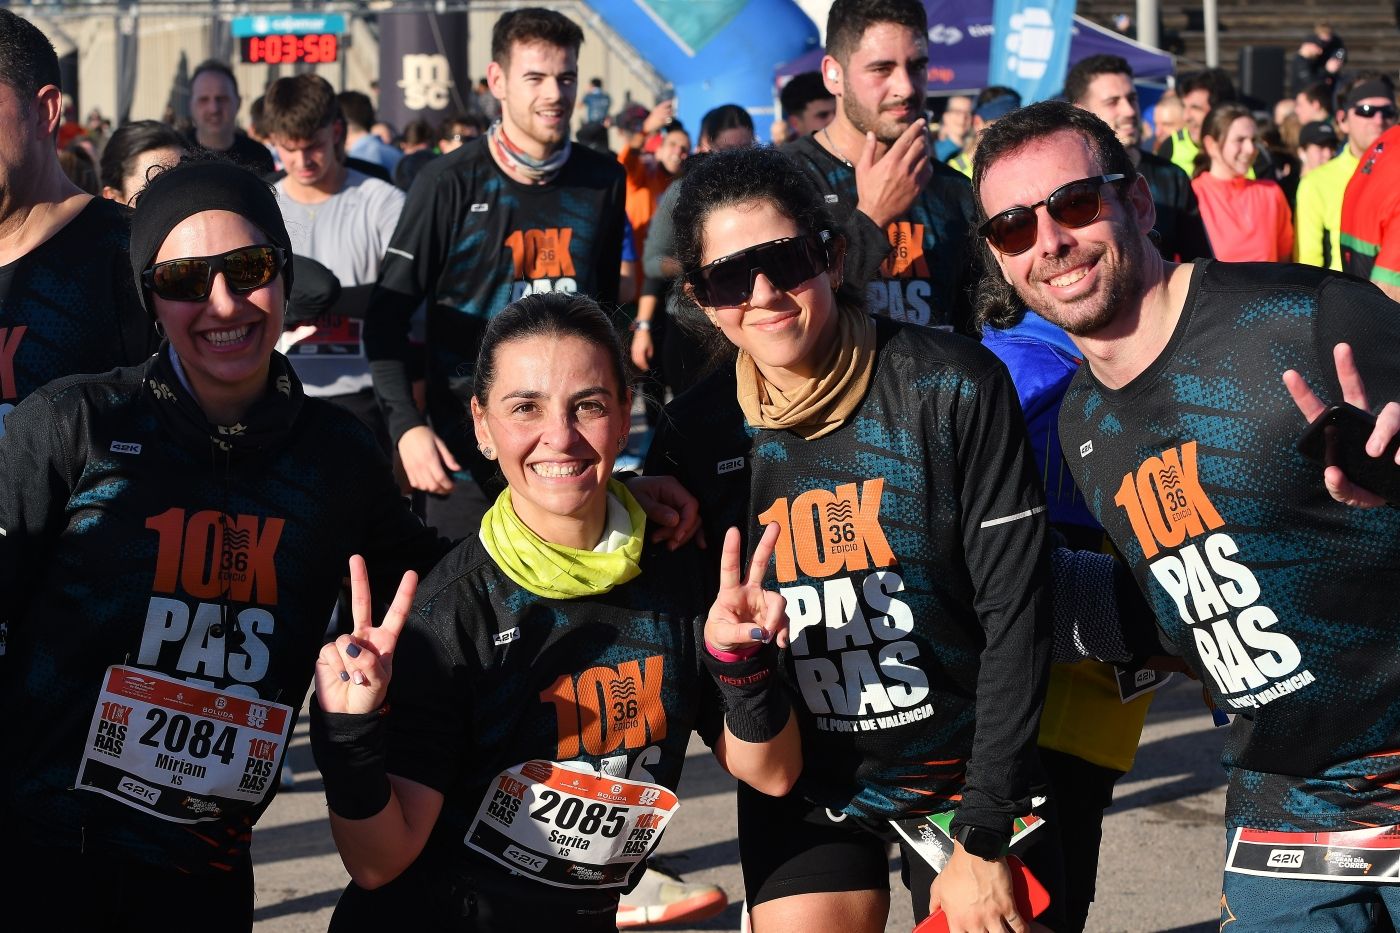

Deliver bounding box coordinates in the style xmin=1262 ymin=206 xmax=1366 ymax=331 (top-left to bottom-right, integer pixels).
xmin=758 ymin=479 xmax=933 ymax=733
xmin=136 ymin=508 xmax=285 ymax=696
xmin=1115 ymin=441 xmax=1313 ymax=709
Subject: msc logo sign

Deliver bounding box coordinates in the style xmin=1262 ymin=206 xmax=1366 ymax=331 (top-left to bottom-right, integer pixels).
xmin=1266 ymin=849 xmax=1305 ymax=869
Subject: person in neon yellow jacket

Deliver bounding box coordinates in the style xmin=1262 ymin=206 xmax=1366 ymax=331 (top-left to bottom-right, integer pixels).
xmin=1295 ymin=73 xmax=1397 ymax=269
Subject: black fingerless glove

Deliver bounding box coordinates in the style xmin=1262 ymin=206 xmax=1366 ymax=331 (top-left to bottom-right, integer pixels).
xmin=308 ymin=701 xmax=392 ymax=820
xmin=701 ymin=642 xmax=791 ymax=743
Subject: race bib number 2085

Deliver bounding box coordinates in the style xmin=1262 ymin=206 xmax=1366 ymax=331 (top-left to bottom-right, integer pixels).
xmin=466 ymin=760 xmax=680 ymax=889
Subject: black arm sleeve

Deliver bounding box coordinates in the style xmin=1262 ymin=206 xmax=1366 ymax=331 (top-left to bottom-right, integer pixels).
xmin=593 ymin=172 xmax=626 ymax=307
xmin=365 ymin=171 xmax=458 ymax=445
xmin=948 ymin=361 xmax=1053 ymax=835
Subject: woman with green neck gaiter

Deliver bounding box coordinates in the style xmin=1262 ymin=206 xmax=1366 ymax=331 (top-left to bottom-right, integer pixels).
xmin=309 ymin=292 xmax=801 ymax=931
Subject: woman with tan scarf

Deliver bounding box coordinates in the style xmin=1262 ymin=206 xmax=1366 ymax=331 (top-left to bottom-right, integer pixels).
xmin=647 ymin=146 xmax=1062 ymax=933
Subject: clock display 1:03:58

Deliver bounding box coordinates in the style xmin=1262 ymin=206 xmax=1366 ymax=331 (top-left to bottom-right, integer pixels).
xmin=240 ymin=33 xmax=340 ymax=64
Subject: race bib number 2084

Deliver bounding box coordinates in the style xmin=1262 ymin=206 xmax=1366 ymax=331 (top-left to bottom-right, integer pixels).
xmin=77 ymin=666 xmax=293 ymax=823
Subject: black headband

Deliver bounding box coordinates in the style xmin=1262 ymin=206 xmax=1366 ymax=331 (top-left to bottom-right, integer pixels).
xmin=129 ymin=159 xmax=293 ymax=316
xmin=1346 ymin=80 xmax=1394 ymax=110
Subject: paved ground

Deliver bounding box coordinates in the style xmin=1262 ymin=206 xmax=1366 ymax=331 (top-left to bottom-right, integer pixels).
xmin=250 ymin=676 xmax=1227 ymax=932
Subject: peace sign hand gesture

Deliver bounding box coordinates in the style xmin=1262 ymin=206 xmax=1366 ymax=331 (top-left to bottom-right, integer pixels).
xmin=704 ymin=524 xmax=788 ymax=654
xmin=314 ymin=555 xmax=418 ymax=715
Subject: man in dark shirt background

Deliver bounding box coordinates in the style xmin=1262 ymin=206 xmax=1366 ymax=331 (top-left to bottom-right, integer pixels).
xmin=186 ymin=59 xmax=276 ymax=174
xmin=366 ymin=7 xmax=625 ymax=539
xmin=0 ymin=9 xmax=151 ymax=435
xmin=1066 ymin=54 xmax=1213 ymax=262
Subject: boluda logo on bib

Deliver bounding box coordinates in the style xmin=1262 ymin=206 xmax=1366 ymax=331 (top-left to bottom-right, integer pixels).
xmin=1115 ymin=441 xmax=1312 ymax=710
xmin=757 ymin=478 xmax=931 ymax=732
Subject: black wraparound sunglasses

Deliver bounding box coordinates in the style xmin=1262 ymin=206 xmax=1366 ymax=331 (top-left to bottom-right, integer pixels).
xmin=1351 ymin=103 xmax=1399 ymax=121
xmin=978 ymin=174 xmax=1128 ymax=256
xmin=142 ymin=245 xmax=288 ymax=302
xmin=687 ymin=231 xmax=837 ymax=307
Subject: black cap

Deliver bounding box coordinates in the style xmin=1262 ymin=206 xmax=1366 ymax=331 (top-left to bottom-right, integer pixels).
xmin=1298 ymin=120 xmax=1339 ymax=149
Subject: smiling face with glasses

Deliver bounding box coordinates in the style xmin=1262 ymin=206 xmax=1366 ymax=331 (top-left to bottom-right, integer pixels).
xmin=689 ymin=199 xmax=844 ymax=394
xmin=145 ymin=210 xmax=287 ymax=414
xmin=978 ymin=131 xmax=1154 ymax=337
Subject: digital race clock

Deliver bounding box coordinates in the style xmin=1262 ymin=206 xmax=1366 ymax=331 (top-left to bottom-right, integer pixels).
xmin=239 ymin=33 xmax=340 ymax=64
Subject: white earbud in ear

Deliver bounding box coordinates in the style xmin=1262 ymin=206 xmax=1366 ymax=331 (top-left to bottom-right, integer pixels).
xmin=827 ymin=68 xmax=839 ymax=80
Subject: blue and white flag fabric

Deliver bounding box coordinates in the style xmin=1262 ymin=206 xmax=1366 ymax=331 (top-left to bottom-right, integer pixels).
xmin=988 ymin=0 xmax=1077 ymax=104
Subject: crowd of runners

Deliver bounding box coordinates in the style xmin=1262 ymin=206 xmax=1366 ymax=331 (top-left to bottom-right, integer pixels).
xmin=3 ymin=1 xmax=1400 ymax=931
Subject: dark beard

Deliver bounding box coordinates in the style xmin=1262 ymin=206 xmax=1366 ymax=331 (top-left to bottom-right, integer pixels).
xmin=842 ymin=92 xmax=924 ymax=146
xmin=1029 ymin=221 xmax=1147 ymax=337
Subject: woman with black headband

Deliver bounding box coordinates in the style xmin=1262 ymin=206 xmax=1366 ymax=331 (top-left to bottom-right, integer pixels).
xmin=647 ymin=146 xmax=1065 ymax=932
xmin=0 ymin=157 xmax=447 ymax=930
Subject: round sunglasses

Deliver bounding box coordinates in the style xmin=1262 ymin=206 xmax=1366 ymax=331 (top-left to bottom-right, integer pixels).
xmin=978 ymin=174 xmax=1128 ymax=256
xmin=687 ymin=232 xmax=837 ymax=308
xmin=142 ymin=245 xmax=288 ymax=302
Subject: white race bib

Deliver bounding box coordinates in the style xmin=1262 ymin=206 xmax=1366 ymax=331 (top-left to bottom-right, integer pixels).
xmin=465 ymin=760 xmax=680 ymax=889
xmin=1226 ymin=826 xmax=1400 ymax=883
xmin=76 ymin=666 xmax=293 ymax=823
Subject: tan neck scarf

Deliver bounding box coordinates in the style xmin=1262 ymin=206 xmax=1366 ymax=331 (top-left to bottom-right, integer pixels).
xmin=735 ymin=304 xmax=877 ymax=440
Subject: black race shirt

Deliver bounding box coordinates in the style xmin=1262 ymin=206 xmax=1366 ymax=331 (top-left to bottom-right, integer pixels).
xmin=0 ymin=197 xmax=152 ymax=437
xmin=365 ymin=139 xmax=626 ymax=476
xmin=782 ymin=135 xmax=978 ymax=333
xmin=1059 ymin=261 xmax=1400 ymax=831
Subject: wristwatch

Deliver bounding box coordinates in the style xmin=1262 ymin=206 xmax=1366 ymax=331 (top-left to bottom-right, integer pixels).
xmin=629 ymin=319 xmax=652 ymax=333
xmin=954 ymin=824 xmax=1008 ymax=861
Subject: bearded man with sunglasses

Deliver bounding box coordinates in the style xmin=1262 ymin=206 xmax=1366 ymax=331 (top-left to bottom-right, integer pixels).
xmin=0 ymin=11 xmax=152 ymax=442
xmin=976 ymin=100 xmax=1400 ymax=930
xmin=1296 ymin=72 xmax=1396 ymax=272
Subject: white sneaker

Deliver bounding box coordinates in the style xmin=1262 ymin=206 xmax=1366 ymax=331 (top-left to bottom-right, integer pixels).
xmin=616 ymin=863 xmax=727 ymax=929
